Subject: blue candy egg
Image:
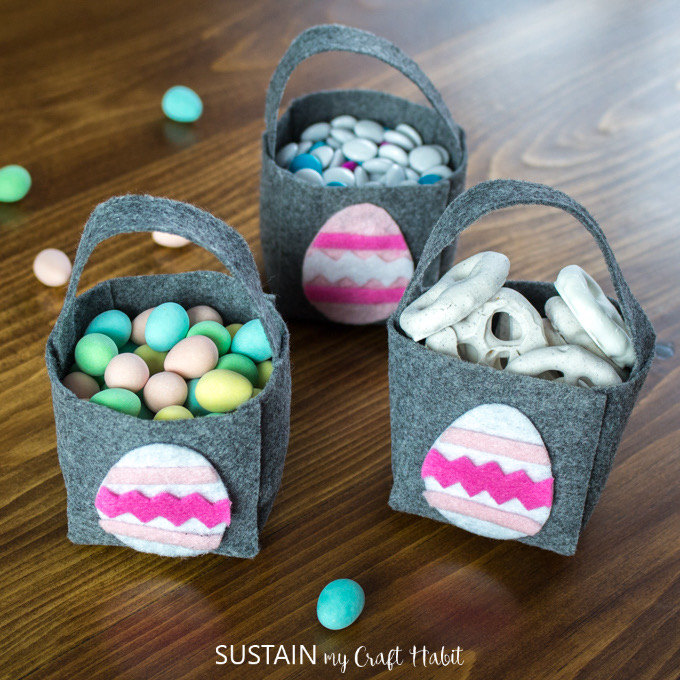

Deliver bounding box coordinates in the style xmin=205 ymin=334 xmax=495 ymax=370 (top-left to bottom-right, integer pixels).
xmin=145 ymin=302 xmax=189 ymax=352
xmin=231 ymin=319 xmax=272 ymax=362
xmin=288 ymin=153 xmax=323 ymax=175
xmin=162 ymin=86 xmax=203 ymax=123
xmin=418 ymin=173 xmax=443 ymax=185
xmin=327 ymin=181 xmax=346 ymax=187
xmin=85 ymin=310 xmax=132 ymax=349
xmin=317 ymin=579 xmax=365 ymax=630
xmin=185 ymin=377 xmax=211 ymax=416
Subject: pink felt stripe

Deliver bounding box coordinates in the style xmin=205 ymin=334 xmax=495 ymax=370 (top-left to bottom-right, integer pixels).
xmin=104 ymin=466 xmax=218 ymax=485
xmin=303 ymin=284 xmax=406 ymax=304
xmin=439 ymin=428 xmax=549 ymax=465
xmin=421 ymin=450 xmax=553 ymax=510
xmin=423 ymin=491 xmax=543 ymax=536
xmin=95 ymin=488 xmax=231 ymax=528
xmin=99 ymin=519 xmax=223 ymax=550
xmin=312 ymin=233 xmax=408 ymax=250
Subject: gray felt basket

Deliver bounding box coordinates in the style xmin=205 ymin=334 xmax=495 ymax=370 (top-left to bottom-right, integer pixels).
xmin=387 ymin=180 xmax=655 ymax=556
xmin=260 ymin=24 xmax=467 ymax=324
xmin=45 ymin=195 xmax=291 ymax=559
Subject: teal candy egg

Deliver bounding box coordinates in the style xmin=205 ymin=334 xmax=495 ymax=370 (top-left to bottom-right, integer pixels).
xmin=90 ymin=388 xmax=141 ymax=417
xmin=185 ymin=378 xmax=211 ymax=417
xmin=162 ymin=86 xmax=203 ymax=123
xmin=75 ymin=333 xmax=118 ymax=376
xmin=216 ymin=353 xmax=258 ymax=386
xmin=187 ymin=320 xmax=231 ymax=355
xmin=0 ymin=165 xmax=31 ymax=202
xmin=317 ymin=579 xmax=365 ymax=630
xmin=119 ymin=340 xmax=139 ymax=354
xmin=85 ymin=310 xmax=132 ymax=349
xmin=231 ymin=320 xmax=272 ymax=362
xmin=145 ymin=302 xmax=189 ymax=352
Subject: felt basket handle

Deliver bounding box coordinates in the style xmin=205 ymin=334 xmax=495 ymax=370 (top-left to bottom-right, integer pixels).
xmin=264 ymin=24 xmax=463 ymax=162
xmin=58 ymin=195 xmax=281 ymax=351
xmin=396 ymin=180 xmax=652 ymax=354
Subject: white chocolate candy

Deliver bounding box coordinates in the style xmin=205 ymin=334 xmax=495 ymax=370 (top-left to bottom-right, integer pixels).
xmin=505 ymin=345 xmax=623 ymax=388
xmin=542 ymin=318 xmax=566 ymax=347
xmin=425 ymin=326 xmax=459 ymax=357
xmin=554 ymin=265 xmax=634 ymax=368
xmin=400 ymin=252 xmax=510 ymax=342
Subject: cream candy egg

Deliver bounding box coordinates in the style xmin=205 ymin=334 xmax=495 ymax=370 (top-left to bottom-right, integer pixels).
xmin=164 ymin=335 xmax=219 ymax=379
xmin=62 ymin=371 xmax=100 ymax=399
xmin=33 ymin=248 xmax=72 ymax=287
xmin=143 ymin=371 xmax=188 ymax=412
xmin=105 ymin=353 xmax=150 ymax=392
xmin=187 ymin=305 xmax=223 ymax=326
xmin=152 ymin=231 xmax=190 ymax=248
xmin=131 ymin=308 xmax=155 ymax=345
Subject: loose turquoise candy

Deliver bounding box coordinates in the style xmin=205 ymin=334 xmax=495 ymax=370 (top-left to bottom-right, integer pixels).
xmin=145 ymin=302 xmax=189 ymax=352
xmin=85 ymin=310 xmax=132 ymax=349
xmin=185 ymin=378 xmax=211 ymax=417
xmin=216 ymin=353 xmax=258 ymax=386
xmin=417 ymin=173 xmax=443 ymax=185
xmin=75 ymin=333 xmax=118 ymax=376
xmin=0 ymin=165 xmax=31 ymax=202
xmin=187 ymin=320 xmax=231 ymax=355
xmin=289 ymin=153 xmax=323 ymax=175
xmin=231 ymin=320 xmax=272 ymax=362
xmin=162 ymin=86 xmax=203 ymax=123
xmin=317 ymin=579 xmax=365 ymax=630
xmin=90 ymin=388 xmax=141 ymax=417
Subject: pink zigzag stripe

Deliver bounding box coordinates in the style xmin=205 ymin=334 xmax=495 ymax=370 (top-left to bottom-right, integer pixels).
xmin=312 ymin=233 xmax=408 ymax=250
xmin=303 ymin=284 xmax=406 ymax=305
xmin=421 ymin=449 xmax=553 ymax=511
xmin=95 ymin=487 xmax=231 ymax=528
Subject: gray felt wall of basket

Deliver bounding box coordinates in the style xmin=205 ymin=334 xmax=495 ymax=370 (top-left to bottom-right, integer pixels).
xmin=387 ymin=180 xmax=655 ymax=556
xmin=45 ymin=195 xmax=291 ymax=558
xmin=259 ymin=24 xmax=467 ymax=323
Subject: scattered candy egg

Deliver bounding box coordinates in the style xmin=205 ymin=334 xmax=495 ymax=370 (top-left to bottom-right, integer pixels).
xmin=195 ymin=369 xmax=253 ymax=413
xmin=145 ymin=302 xmax=189 ymax=352
xmin=0 ymin=165 xmax=31 ymax=202
xmin=75 ymin=333 xmax=118 ymax=376
xmin=104 ymin=353 xmax=150 ymax=392
xmin=187 ymin=305 xmax=223 ymax=326
xmin=231 ymin=320 xmax=272 ymax=362
xmin=62 ymin=371 xmax=100 ymax=399
xmin=187 ymin=320 xmax=231 ymax=355
xmin=33 ymin=248 xmax=72 ymax=287
xmin=143 ymin=371 xmax=188 ymax=412
xmin=85 ymin=309 xmax=132 ymax=349
xmin=216 ymin=353 xmax=259 ymax=386
xmin=154 ymin=405 xmax=194 ymax=421
xmin=134 ymin=344 xmax=167 ymax=375
xmin=90 ymin=388 xmax=141 ymax=417
xmin=185 ymin=378 xmax=211 ymax=416
xmin=164 ymin=335 xmax=219 ymax=379
xmin=256 ymin=360 xmax=273 ymax=389
xmin=162 ymin=85 xmax=203 ymax=123
xmin=152 ymin=231 xmax=191 ymax=247
xmin=317 ymin=579 xmax=365 ymax=630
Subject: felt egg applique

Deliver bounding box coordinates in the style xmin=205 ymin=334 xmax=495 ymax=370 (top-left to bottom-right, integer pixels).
xmin=421 ymin=404 xmax=554 ymax=540
xmin=301 ymin=203 xmax=414 ymax=324
xmin=95 ymin=443 xmax=231 ymax=556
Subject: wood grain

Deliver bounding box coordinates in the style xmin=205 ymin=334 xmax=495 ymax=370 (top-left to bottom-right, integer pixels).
xmin=1 ymin=0 xmax=678 ymax=678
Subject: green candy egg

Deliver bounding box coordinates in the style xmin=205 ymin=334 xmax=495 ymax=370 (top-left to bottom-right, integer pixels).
xmin=0 ymin=165 xmax=31 ymax=202
xmin=134 ymin=344 xmax=168 ymax=375
xmin=216 ymin=353 xmax=258 ymax=386
xmin=257 ymin=360 xmax=273 ymax=389
xmin=225 ymin=323 xmax=243 ymax=339
xmin=184 ymin=378 xmax=211 ymax=416
xmin=85 ymin=309 xmax=132 ymax=349
xmin=187 ymin=320 xmax=231 ymax=355
xmin=119 ymin=340 xmax=139 ymax=354
xmin=75 ymin=333 xmax=118 ymax=376
xmin=90 ymin=388 xmax=141 ymax=416
xmin=231 ymin=319 xmax=272 ymax=362
xmin=145 ymin=302 xmax=189 ymax=352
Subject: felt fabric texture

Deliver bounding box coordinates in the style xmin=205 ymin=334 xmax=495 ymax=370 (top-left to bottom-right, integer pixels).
xmin=387 ymin=180 xmax=655 ymax=556
xmin=260 ymin=24 xmax=468 ymax=322
xmin=301 ymin=203 xmax=414 ymax=324
xmin=45 ymin=195 xmax=292 ymax=558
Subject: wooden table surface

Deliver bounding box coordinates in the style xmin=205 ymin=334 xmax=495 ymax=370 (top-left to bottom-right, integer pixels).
xmin=2 ymin=0 xmax=678 ymax=678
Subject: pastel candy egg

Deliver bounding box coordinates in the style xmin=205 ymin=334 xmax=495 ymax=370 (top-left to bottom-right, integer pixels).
xmin=145 ymin=302 xmax=189 ymax=352
xmin=162 ymin=85 xmax=203 ymax=123
xmin=143 ymin=371 xmax=188 ymax=412
xmin=33 ymin=248 xmax=72 ymax=287
xmin=119 ymin=340 xmax=138 ymax=354
xmin=421 ymin=404 xmax=554 ymax=540
xmin=90 ymin=388 xmax=141 ymax=417
xmin=0 ymin=164 xmax=31 ymax=202
xmin=225 ymin=323 xmax=242 ymax=339
xmin=62 ymin=371 xmax=100 ymax=399
xmin=301 ymin=203 xmax=414 ymax=324
xmin=154 ymin=405 xmax=194 ymax=421
xmin=104 ymin=353 xmax=150 ymax=392
xmin=252 ymin=388 xmax=262 ymax=397
xmin=75 ymin=333 xmax=118 ymax=376
xmin=231 ymin=320 xmax=272 ymax=362
xmin=257 ymin=360 xmax=273 ymax=389
xmin=85 ymin=309 xmax=132 ymax=349
xmin=95 ymin=443 xmax=231 ymax=556
xmin=216 ymin=353 xmax=258 ymax=386
xmin=185 ymin=378 xmax=211 ymax=416
xmin=131 ymin=308 xmax=155 ymax=345
xmin=317 ymin=579 xmax=365 ymax=630
xmin=187 ymin=320 xmax=231 ymax=355
xmin=164 ymin=335 xmax=219 ymax=379
xmin=195 ymin=369 xmax=253 ymax=413
xmin=187 ymin=305 xmax=223 ymax=326
xmin=134 ymin=344 xmax=167 ymax=376
xmin=152 ymin=232 xmax=190 ymax=248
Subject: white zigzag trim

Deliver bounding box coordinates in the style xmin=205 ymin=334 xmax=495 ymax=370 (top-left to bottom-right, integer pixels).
xmin=302 ymin=250 xmax=414 ymax=286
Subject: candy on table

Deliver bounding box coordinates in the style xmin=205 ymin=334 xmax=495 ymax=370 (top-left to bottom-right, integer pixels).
xmin=85 ymin=309 xmax=132 ymax=349
xmin=161 ymin=85 xmax=203 ymax=123
xmin=316 ymin=579 xmax=365 ymax=630
xmin=195 ymin=369 xmax=253 ymax=413
xmin=0 ymin=164 xmax=31 ymax=202
xmin=187 ymin=320 xmax=231 ymax=355
xmin=62 ymin=371 xmax=100 ymax=399
xmin=152 ymin=232 xmax=190 ymax=248
xmin=154 ymin=405 xmax=194 ymax=421
xmin=33 ymin=248 xmax=72 ymax=287
xmin=276 ymin=116 xmax=455 ymax=188
xmin=164 ymin=335 xmax=219 ymax=379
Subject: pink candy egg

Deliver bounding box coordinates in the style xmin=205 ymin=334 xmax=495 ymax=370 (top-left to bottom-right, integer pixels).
xmin=131 ymin=308 xmax=155 ymax=345
xmin=33 ymin=248 xmax=72 ymax=287
xmin=152 ymin=232 xmax=190 ymax=248
xmin=143 ymin=371 xmax=188 ymax=412
xmin=187 ymin=305 xmax=223 ymax=326
xmin=105 ymin=353 xmax=150 ymax=392
xmin=62 ymin=371 xmax=100 ymax=399
xmin=164 ymin=335 xmax=219 ymax=379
